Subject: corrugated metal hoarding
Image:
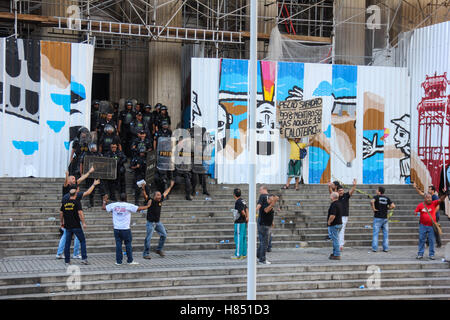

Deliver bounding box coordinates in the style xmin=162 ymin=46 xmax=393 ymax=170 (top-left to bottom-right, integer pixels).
xmin=191 ymin=58 xmax=411 ymax=184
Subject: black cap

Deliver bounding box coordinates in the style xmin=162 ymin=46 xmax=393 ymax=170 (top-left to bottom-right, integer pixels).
xmin=138 ymin=129 xmax=146 ymax=134
xmin=136 ymin=112 xmax=143 ymax=116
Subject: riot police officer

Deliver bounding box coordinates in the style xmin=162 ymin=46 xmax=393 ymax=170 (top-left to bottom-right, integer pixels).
xmin=130 ymin=146 xmax=150 ymax=205
xmin=104 ymin=142 xmax=127 ymax=202
xmin=79 ymin=143 xmax=108 ymax=208
xmin=131 ymin=130 xmax=153 ymax=157
xmin=153 ymin=120 xmax=172 ymax=151
xmin=69 ymin=127 xmax=91 ymax=178
xmin=153 ymin=103 xmax=161 ymax=122
xmin=190 ymin=126 xmax=210 ymax=196
xmin=97 ymin=112 xmax=118 ymax=143
xmin=142 ymin=104 xmax=155 ymax=135
xmin=118 ymin=100 xmax=136 ymax=157
xmin=129 ymin=112 xmax=150 ymax=141
xmin=156 ymin=105 xmax=171 ymax=131
xmin=99 ymin=124 xmax=121 ymax=154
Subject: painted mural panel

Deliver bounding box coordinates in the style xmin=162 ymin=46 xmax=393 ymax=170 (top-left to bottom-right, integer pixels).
xmin=306 ymin=63 xmax=332 ymax=184
xmin=0 ymin=39 xmax=93 ymax=177
xmin=276 ymin=62 xmax=304 ymax=184
xmin=407 ymin=21 xmax=449 ymax=191
xmin=1 ymin=38 xmax=41 ymax=176
xmin=216 ymin=59 xmax=249 ymax=184
xmin=190 ymin=58 xmax=220 ymax=178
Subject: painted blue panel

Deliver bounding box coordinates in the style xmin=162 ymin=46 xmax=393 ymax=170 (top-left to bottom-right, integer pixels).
xmin=309 ymin=146 xmax=330 ymax=184
xmin=276 ymin=62 xmax=304 ymax=101
xmin=363 ymin=130 xmax=384 ymax=184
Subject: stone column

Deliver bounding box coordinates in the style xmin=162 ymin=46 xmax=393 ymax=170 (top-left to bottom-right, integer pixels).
xmin=148 ymin=1 xmax=182 ymax=129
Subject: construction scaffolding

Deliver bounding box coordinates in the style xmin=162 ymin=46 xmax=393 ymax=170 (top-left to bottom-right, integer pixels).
xmin=0 ymin=1 xmax=448 ymax=62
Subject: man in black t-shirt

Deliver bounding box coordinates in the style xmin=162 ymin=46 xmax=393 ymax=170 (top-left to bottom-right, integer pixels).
xmin=336 ymin=179 xmax=357 ymax=251
xmin=232 ymin=188 xmax=248 ymax=259
xmin=328 ymin=192 xmax=344 ymax=260
xmin=141 ymin=181 xmax=174 ymax=258
xmin=60 ymin=190 xmax=89 ymax=265
xmin=370 ymin=186 xmax=395 ymax=252
xmin=256 ymin=186 xmax=273 ymax=252
xmin=257 ymin=193 xmax=279 ymax=264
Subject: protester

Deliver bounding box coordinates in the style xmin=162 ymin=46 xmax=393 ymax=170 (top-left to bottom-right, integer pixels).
xmin=327 ymin=192 xmax=344 ymax=260
xmin=283 ymin=137 xmax=314 ymax=190
xmin=104 ymin=193 xmax=151 ymax=265
xmin=255 ymin=185 xmax=273 ymax=252
xmin=142 ymin=182 xmax=174 ymax=259
xmin=232 ymin=188 xmax=248 ymax=259
xmin=414 ymin=191 xmax=448 ymax=260
xmin=413 ymin=182 xmax=442 ymax=247
xmin=336 ymin=179 xmax=357 ymax=251
xmin=60 ymin=189 xmax=89 ymax=265
xmin=370 ymin=186 xmax=395 ymax=253
xmin=257 ymin=194 xmax=278 ymax=264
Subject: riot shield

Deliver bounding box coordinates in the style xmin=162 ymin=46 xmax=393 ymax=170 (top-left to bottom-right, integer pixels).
xmin=175 ymin=136 xmax=192 ymax=172
xmin=145 ymin=150 xmax=157 ymax=182
xmin=99 ymin=100 xmax=113 ymax=114
xmin=82 ymin=156 xmax=117 ymax=180
xmin=192 ymin=130 xmax=212 ymax=174
xmin=156 ymin=137 xmax=175 ymax=171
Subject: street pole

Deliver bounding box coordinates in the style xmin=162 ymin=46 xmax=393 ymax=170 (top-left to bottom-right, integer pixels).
xmin=247 ymin=0 xmax=257 ymax=300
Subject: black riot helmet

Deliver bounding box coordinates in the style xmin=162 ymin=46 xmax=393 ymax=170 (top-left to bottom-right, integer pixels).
xmin=160 ymin=105 xmax=168 ymax=113
xmin=88 ymin=143 xmax=98 ymax=153
xmin=92 ymin=100 xmax=100 ymax=108
xmin=125 ymin=100 xmax=133 ymax=110
xmin=104 ymin=124 xmax=115 ymax=135
xmin=144 ymin=104 xmax=152 ymax=112
xmin=161 ymin=120 xmax=169 ymax=129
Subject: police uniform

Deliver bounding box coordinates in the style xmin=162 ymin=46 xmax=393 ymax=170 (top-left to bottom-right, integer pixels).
xmin=142 ymin=107 xmax=154 ymax=136
xmin=130 ymin=136 xmax=153 ymax=158
xmin=129 ymin=118 xmax=150 ymax=140
xmin=104 ymin=149 xmax=127 ymax=201
xmin=119 ymin=105 xmax=136 ymax=157
xmin=69 ymin=137 xmax=89 ymax=178
xmin=99 ymin=132 xmax=121 ymax=154
xmin=90 ymin=102 xmax=101 ymax=132
xmin=97 ymin=119 xmax=117 ymax=142
xmin=131 ymin=151 xmax=149 ymax=205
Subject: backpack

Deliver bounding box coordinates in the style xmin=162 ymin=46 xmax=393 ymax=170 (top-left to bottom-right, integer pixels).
xmin=300 ymin=148 xmax=307 ymax=160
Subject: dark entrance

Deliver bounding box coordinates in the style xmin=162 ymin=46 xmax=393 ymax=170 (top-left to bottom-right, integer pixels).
xmin=92 ymin=73 xmax=110 ymax=101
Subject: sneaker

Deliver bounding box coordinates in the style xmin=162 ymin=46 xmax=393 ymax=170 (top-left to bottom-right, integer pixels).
xmin=416 ymin=255 xmax=423 ymax=260
xmin=372 ymin=249 xmax=377 ymax=252
xmin=73 ymin=254 xmax=82 ymax=259
xmin=143 ymin=255 xmax=151 ymax=260
xmin=155 ymin=250 xmax=165 ymax=257
xmin=127 ymin=261 xmax=139 ymax=265
xmin=115 ymin=262 xmax=122 ymax=266
xmin=80 ymin=260 xmax=89 ymax=265
xmin=258 ymin=260 xmax=271 ymax=265
xmin=56 ymin=254 xmax=64 ymax=260
xmin=231 ymin=256 xmax=240 ymax=260
xmin=429 ymin=256 xmax=435 ymax=260
xmin=203 ymin=191 xmax=210 ymax=196
xmin=383 ymin=249 xmax=389 ymax=253
xmin=329 ymin=255 xmax=341 ymax=260
xmin=240 ymin=256 xmax=247 ymax=260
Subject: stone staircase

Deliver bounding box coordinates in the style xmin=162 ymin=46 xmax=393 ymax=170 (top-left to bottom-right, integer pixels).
xmin=0 ymin=176 xmax=449 ymax=300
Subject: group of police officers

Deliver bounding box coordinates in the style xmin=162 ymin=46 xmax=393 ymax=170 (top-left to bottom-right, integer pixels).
xmin=68 ymin=100 xmax=209 ymax=207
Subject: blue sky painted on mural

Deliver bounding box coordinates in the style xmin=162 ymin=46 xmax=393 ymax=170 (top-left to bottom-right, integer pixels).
xmin=47 ymin=120 xmax=65 ymax=133
xmin=276 ymin=62 xmax=304 ymax=101
xmin=312 ymin=65 xmax=357 ymax=98
xmin=219 ymin=59 xmax=248 ymax=93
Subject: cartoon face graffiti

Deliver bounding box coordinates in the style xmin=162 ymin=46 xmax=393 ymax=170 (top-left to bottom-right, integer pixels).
xmin=391 ymin=114 xmax=410 ymax=156
xmin=256 ymin=102 xmax=275 ymax=155
xmin=217 ymin=103 xmax=233 ymax=152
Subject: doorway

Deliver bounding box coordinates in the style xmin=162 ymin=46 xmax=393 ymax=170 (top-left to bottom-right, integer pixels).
xmin=92 ymin=73 xmax=110 ymax=101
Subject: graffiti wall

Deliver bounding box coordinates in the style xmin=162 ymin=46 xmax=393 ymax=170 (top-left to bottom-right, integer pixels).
xmin=405 ymin=21 xmax=450 ymax=191
xmin=192 ymin=58 xmax=411 ymax=184
xmin=0 ymin=38 xmax=94 ymax=177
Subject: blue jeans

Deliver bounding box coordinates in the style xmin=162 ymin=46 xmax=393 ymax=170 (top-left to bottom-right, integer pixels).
xmin=234 ymin=223 xmax=247 ymax=257
xmin=143 ymin=221 xmax=167 ymax=256
xmin=418 ymin=224 xmax=435 ymax=257
xmin=57 ymin=228 xmax=80 ymax=257
xmin=64 ymin=228 xmax=87 ymax=263
xmin=114 ymin=229 xmax=133 ymax=264
xmin=328 ymin=224 xmax=342 ymax=257
xmin=372 ymin=218 xmax=389 ymax=251
xmin=257 ymin=224 xmax=271 ymax=262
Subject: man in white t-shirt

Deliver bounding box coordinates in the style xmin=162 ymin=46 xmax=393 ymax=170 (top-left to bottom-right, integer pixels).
xmin=104 ymin=193 xmax=150 ymax=265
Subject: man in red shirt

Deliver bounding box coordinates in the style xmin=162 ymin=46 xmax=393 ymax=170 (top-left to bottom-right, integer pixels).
xmin=414 ymin=192 xmax=448 ymax=260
